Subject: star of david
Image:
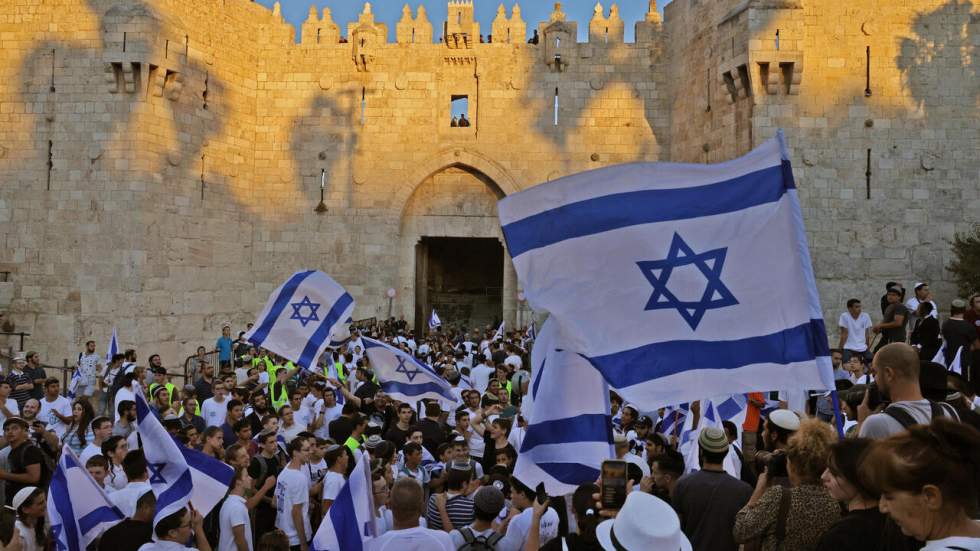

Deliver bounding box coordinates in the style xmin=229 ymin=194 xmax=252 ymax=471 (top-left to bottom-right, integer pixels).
xmin=148 ymin=461 xmax=168 ymax=484
xmin=290 ymin=295 xmax=321 ymax=327
xmin=637 ymin=232 xmax=738 ymax=330
xmin=395 ymin=356 xmax=421 ymax=382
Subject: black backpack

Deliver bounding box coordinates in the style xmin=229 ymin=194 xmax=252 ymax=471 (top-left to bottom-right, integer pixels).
xmin=458 ymin=527 xmax=503 ymax=551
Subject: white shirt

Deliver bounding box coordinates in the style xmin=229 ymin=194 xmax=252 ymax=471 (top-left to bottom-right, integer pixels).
xmin=16 ymin=520 xmax=39 ymax=551
xmin=78 ymin=353 xmax=102 ymax=386
xmin=79 ymin=441 xmax=103 ymax=466
xmin=306 ymin=458 xmax=327 ymax=487
xmin=279 ymin=421 xmax=307 ymax=443
xmin=504 ymin=354 xmax=522 ymax=370
xmin=218 ymin=494 xmax=253 ymax=551
xmin=314 ymin=402 xmax=343 ymax=440
xmin=108 ymin=464 xmax=129 ymax=490
xmin=321 ymin=471 xmax=345 ymax=502
xmin=449 ymin=525 xmax=498 ymax=549
xmin=275 ymin=466 xmax=311 ymax=546
xmin=905 ymin=297 xmax=939 ymax=319
xmin=0 ymin=397 xmax=20 ymax=427
xmin=921 ymin=536 xmax=980 ymax=550
xmin=137 ymin=541 xmax=197 ymax=551
xmin=367 ymin=526 xmax=455 ymax=551
xmin=838 ymin=311 xmax=873 ymax=352
xmin=201 ymin=397 xmax=228 ymax=428
xmin=470 ymin=364 xmax=495 ymax=394
xmin=39 ymin=395 xmax=72 ymax=438
xmin=497 ymin=507 xmax=559 ymax=551
xmin=109 ymin=480 xmax=152 ymax=518
xmin=114 ymin=386 xmax=136 ymax=423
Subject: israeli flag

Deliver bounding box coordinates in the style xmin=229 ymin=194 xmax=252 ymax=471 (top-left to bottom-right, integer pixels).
xmin=493 ymin=321 xmax=505 ymax=342
xmin=178 ymin=441 xmax=235 ymax=517
xmin=49 ymin=445 xmax=125 ymax=551
xmin=932 ymin=343 xmax=963 ymax=375
xmin=311 ymin=450 xmax=376 ymax=551
xmin=105 ymin=327 xmax=119 ymax=365
xmin=679 ymin=401 xmax=739 ymax=477
xmin=428 ymin=309 xmax=441 ymax=330
xmin=515 ymin=319 xmax=614 ymax=496
xmin=67 ymin=357 xmax=83 ymax=399
xmin=499 ymin=131 xmax=834 ymax=409
xmin=245 ymin=270 xmax=355 ymax=369
xmin=362 ymin=337 xmax=456 ymax=404
xmin=526 ymin=320 xmax=537 ymax=341
xmin=657 ymin=403 xmax=689 ymax=439
xmin=134 ymin=389 xmax=194 ymax=530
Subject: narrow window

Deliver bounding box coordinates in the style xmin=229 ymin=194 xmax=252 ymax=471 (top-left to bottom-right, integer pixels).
xmin=865 ymin=46 xmax=872 ymax=97
xmin=450 ymin=95 xmax=469 ymax=127
xmin=556 ymin=36 xmax=561 ymax=48
xmin=360 ymin=87 xmax=366 ymax=126
xmin=775 ymin=29 xmax=780 ymax=50
xmin=553 ymin=88 xmax=559 ymax=126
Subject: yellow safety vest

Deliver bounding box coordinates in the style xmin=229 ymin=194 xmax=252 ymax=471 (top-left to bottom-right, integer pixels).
xmin=271 ymin=381 xmax=289 ymax=412
xmin=149 ymin=382 xmax=177 ymax=406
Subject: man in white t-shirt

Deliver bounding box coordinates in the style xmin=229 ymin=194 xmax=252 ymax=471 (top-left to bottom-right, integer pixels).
xmin=367 ymin=478 xmax=454 ymax=551
xmin=75 ymin=340 xmax=103 ymax=398
xmin=497 ymin=477 xmax=559 ymax=551
xmin=38 ymin=378 xmax=73 ymax=440
xmin=905 ymin=282 xmax=939 ymax=320
xmin=275 ymin=438 xmax=312 ymax=550
xmin=320 ymin=445 xmax=348 ymax=513
xmin=0 ymin=379 xmax=20 ymax=427
xmin=201 ymin=382 xmax=229 ymax=428
xmin=469 ymin=357 xmax=496 ymax=395
xmin=79 ymin=416 xmax=113 ymax=466
xmin=838 ymin=298 xmax=873 ymax=362
xmin=218 ymin=467 xmax=253 ymax=551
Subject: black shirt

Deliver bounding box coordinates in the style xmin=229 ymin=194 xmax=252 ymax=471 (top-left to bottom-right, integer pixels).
xmin=194 ymin=377 xmax=214 ymax=402
xmin=98 ymin=519 xmax=153 ymax=551
xmin=541 ymin=533 xmax=603 ymax=551
xmin=418 ymin=417 xmax=445 ymax=456
xmin=7 ymin=441 xmax=45 ymax=505
xmin=24 ymin=366 xmax=46 ymax=400
xmin=329 ymin=416 xmax=354 ymax=443
xmin=941 ymin=318 xmax=976 ymax=367
xmin=384 ymin=423 xmax=412 ymax=449
xmin=816 ymin=507 xmax=921 ymax=551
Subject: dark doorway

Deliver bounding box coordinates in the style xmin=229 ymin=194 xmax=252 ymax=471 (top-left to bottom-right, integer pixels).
xmin=415 ymin=237 xmax=503 ymax=333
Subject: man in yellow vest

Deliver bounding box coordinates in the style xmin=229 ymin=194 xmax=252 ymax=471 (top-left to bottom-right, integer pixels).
xmin=270 ymin=367 xmax=291 ymax=412
xmin=148 ymin=366 xmax=177 ymax=409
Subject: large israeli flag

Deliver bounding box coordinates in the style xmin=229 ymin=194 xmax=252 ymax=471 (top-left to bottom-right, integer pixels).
xmin=48 ymin=446 xmax=125 ymax=551
xmin=515 ymin=319 xmax=614 ymax=496
xmin=311 ymin=450 xmax=376 ymax=551
xmin=134 ymin=389 xmax=194 ymax=530
xmin=362 ymin=337 xmax=456 ymax=404
xmin=179 ymin=441 xmax=235 ymax=517
xmin=245 ymin=270 xmax=355 ymax=369
xmin=499 ymin=131 xmax=834 ymax=408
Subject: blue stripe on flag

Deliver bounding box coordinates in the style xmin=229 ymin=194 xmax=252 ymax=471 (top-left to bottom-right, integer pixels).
xmin=520 ymin=414 xmax=612 ymax=453
xmin=325 ymin=480 xmax=363 ymax=551
xmin=154 ymin=468 xmax=194 ymax=517
xmin=249 ymin=270 xmax=316 ymax=348
xmin=503 ymin=161 xmax=792 ymax=258
xmin=536 ymin=463 xmax=601 ymax=485
xmin=78 ymin=506 xmax=125 ymax=535
xmin=298 ymin=293 xmax=354 ymax=368
xmin=589 ymin=319 xmax=830 ymax=389
xmin=379 ymin=380 xmax=455 ymax=401
xmin=178 ymin=442 xmax=234 ymax=486
xmin=50 ymin=465 xmax=82 ymax=551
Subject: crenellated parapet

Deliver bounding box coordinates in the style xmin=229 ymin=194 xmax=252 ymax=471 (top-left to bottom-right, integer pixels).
xmin=349 ymin=3 xmax=389 ymax=71
xmin=445 ymin=0 xmax=480 ymax=49
xmin=490 ymin=4 xmax=526 ymax=45
xmin=301 ymin=6 xmax=341 ymax=46
xmin=589 ymin=2 xmax=624 ymax=44
xmin=396 ymin=4 xmax=433 ymax=44
xmin=540 ymin=3 xmax=576 ymax=71
xmin=635 ymin=0 xmax=663 ymax=44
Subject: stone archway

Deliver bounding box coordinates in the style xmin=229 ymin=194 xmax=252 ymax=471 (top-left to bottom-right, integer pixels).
xmin=396 ymin=162 xmax=519 ymax=332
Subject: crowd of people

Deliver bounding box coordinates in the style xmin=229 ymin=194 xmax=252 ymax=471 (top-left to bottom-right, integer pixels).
xmin=0 ymin=283 xmax=976 ymax=550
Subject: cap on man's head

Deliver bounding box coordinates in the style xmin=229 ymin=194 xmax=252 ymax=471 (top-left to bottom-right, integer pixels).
xmin=698 ymin=427 xmax=730 ymax=454
xmin=951 ymin=298 xmax=967 ymax=309
xmin=887 ymin=286 xmax=903 ymax=296
xmin=12 ymin=353 xmax=25 ymax=363
xmin=11 ymin=487 xmax=38 ymax=510
xmin=473 ymin=486 xmax=506 ymax=516
xmin=3 ymin=417 xmax=29 ymax=430
xmin=769 ymin=409 xmax=801 ymax=432
xmin=914 ymin=281 xmax=927 ymax=291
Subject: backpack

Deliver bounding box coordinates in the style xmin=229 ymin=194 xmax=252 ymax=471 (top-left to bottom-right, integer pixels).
xmin=883 ymin=401 xmax=955 ymax=430
xmin=11 ymin=441 xmax=52 ymax=489
xmin=458 ymin=527 xmax=503 ymax=551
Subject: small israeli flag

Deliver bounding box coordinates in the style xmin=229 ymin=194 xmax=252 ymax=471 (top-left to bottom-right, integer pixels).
xmin=134 ymin=389 xmax=194 ymax=530
xmin=492 ymin=320 xmax=505 ymax=342
xmin=679 ymin=401 xmax=739 ymax=477
xmin=48 ymin=446 xmax=125 ymax=551
xmin=105 ymin=327 xmax=119 ymax=365
xmin=499 ymin=130 xmax=834 ymax=409
xmin=245 ymin=270 xmax=355 ymax=370
xmin=67 ymin=357 xmax=83 ymax=399
xmin=428 ymin=309 xmax=441 ymax=330
xmin=311 ymin=450 xmax=376 ymax=551
xmin=362 ymin=337 xmax=456 ymax=404
xmin=515 ymin=319 xmax=614 ymax=496
xmin=526 ymin=320 xmax=537 ymax=341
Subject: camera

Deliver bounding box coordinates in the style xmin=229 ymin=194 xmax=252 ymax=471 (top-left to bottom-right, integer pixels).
xmin=753 ymin=449 xmax=788 ymax=479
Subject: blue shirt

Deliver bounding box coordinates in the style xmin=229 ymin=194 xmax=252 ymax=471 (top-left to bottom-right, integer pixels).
xmin=216 ymin=336 xmax=233 ymax=362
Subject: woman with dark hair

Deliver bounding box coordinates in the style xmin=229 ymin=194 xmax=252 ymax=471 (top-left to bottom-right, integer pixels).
xmin=540 ymin=483 xmax=603 ymax=551
xmin=861 ymin=417 xmax=980 ymax=550
xmin=101 ymin=435 xmax=129 ymax=491
xmin=0 ymin=507 xmax=21 ymax=551
xmin=910 ymin=301 xmax=941 ymax=361
xmin=816 ymin=438 xmax=917 ymax=551
xmin=12 ymin=487 xmax=46 ymax=551
xmin=471 ymin=405 xmax=515 ymax=473
xmin=62 ymin=398 xmax=95 ymax=455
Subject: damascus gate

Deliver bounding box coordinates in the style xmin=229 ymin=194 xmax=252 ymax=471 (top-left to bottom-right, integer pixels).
xmin=0 ymin=0 xmax=976 ymax=362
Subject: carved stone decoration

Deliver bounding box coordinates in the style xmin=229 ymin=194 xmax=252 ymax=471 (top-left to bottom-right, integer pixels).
xmin=167 ymin=151 xmax=181 ymax=166
xmin=590 ymin=77 xmax=604 ymax=90
xmin=394 ymin=75 xmax=408 ymax=90
xmin=319 ymin=76 xmax=332 ymax=90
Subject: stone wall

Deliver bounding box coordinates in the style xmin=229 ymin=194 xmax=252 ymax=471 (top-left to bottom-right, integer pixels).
xmin=0 ymin=0 xmax=975 ymax=364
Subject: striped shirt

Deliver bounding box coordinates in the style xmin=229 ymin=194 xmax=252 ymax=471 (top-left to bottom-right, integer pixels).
xmin=425 ymin=493 xmax=474 ymax=531
xmin=7 ymin=370 xmax=32 ymax=408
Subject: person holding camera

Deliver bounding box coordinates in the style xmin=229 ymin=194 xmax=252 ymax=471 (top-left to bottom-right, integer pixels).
xmin=857 ymin=343 xmax=958 ymax=439
xmin=734 ymin=419 xmax=840 ymax=551
xmin=751 ymin=409 xmax=799 ymax=486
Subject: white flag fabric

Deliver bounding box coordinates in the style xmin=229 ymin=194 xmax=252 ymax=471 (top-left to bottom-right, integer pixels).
xmin=48 ymin=446 xmax=125 ymax=551
xmin=499 ymin=131 xmax=834 ymax=409
xmin=493 ymin=321 xmax=505 ymax=342
xmin=178 ymin=441 xmax=235 ymax=517
xmin=514 ymin=318 xmax=614 ymax=496
xmin=311 ymin=450 xmax=376 ymax=551
xmin=362 ymin=337 xmax=456 ymax=404
xmin=245 ymin=270 xmax=355 ymax=369
xmin=134 ymin=389 xmax=194 ymax=530
xmin=428 ymin=309 xmax=441 ymax=330
xmin=679 ymin=401 xmax=739 ymax=478
xmin=949 ymin=346 xmax=963 ymax=375
xmin=105 ymin=327 xmax=119 ymax=365
xmin=931 ymin=343 xmax=946 ymax=365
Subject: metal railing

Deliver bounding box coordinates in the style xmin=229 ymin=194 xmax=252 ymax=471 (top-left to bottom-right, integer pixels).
xmin=182 ymin=349 xmax=220 ymax=383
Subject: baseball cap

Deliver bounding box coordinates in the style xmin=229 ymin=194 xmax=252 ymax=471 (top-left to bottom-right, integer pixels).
xmin=473 ymin=486 xmax=506 ymax=516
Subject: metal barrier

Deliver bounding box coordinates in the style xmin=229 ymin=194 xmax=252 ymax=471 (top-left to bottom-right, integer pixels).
xmin=183 ymin=349 xmax=220 ymax=383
